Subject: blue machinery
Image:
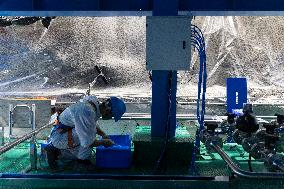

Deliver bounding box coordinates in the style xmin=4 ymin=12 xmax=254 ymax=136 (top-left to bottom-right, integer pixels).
xmin=2 ymin=0 xmax=284 ymax=188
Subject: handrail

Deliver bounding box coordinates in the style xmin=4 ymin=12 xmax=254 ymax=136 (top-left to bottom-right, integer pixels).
xmin=0 ymin=123 xmax=53 ymax=155
xmin=8 ymin=104 xmax=34 ymax=138
xmin=120 ymin=114 xmax=277 ymax=121
xmin=0 ymin=173 xmax=217 ymax=180
xmin=55 ymin=101 xmax=284 ymax=106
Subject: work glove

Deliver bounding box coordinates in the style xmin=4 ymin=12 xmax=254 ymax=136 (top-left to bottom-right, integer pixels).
xmin=102 ymin=139 xmax=114 ymax=147
xmin=102 ymin=134 xmax=109 ymax=139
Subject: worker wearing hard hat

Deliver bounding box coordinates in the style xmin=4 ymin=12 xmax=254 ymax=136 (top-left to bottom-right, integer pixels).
xmin=46 ymin=95 xmax=126 ymax=169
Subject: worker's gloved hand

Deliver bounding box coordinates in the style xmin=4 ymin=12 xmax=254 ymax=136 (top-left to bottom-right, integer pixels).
xmin=102 ymin=139 xmax=114 ymax=147
xmin=102 ymin=134 xmax=109 ymax=139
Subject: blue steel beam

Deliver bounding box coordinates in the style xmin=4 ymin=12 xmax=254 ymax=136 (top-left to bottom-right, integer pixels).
xmin=151 ymin=0 xmax=178 ymax=138
xmin=1 ymin=0 xmax=284 ymax=11
xmin=0 ymin=0 xmax=33 ymax=11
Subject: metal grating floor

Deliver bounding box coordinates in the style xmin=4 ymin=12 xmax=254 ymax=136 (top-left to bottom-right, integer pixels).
xmin=0 ymin=140 xmax=269 ymax=176
xmin=0 ymin=127 xmax=283 ymax=189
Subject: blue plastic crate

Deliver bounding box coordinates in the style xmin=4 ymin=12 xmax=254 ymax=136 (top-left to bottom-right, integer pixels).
xmin=96 ymin=135 xmax=131 ymax=168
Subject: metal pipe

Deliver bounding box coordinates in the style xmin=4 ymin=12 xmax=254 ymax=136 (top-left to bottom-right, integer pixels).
xmin=263 ymin=152 xmax=284 ymax=172
xmin=211 ymin=143 xmax=284 ymax=179
xmin=120 ymin=114 xmax=277 ymax=122
xmin=276 ymin=164 xmax=284 ymax=172
xmin=55 ymin=100 xmax=284 ymax=106
xmin=8 ymin=104 xmax=13 ymax=139
xmin=0 ymin=124 xmax=4 ymax=146
xmin=31 ymin=104 xmax=36 ymax=131
xmin=30 ymin=104 xmax=37 ymax=170
xmin=12 ymin=104 xmax=32 ymax=110
xmin=0 ymin=173 xmax=216 ymax=180
xmin=0 ymin=123 xmax=53 ymax=155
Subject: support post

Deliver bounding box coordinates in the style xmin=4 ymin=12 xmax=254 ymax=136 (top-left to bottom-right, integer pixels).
xmin=151 ymin=0 xmax=178 ymax=138
xmin=30 ymin=104 xmax=37 ymax=170
xmin=8 ymin=104 xmax=13 ymax=140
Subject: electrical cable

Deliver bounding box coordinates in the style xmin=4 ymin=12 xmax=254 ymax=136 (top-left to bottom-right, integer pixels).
xmin=153 ymin=71 xmax=174 ymax=174
xmin=189 ymin=25 xmax=207 ymax=175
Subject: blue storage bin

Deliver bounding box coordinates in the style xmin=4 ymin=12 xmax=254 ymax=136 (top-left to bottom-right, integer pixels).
xmin=96 ymin=135 xmax=131 ymax=168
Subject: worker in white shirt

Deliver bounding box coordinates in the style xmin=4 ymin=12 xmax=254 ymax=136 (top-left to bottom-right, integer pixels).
xmin=46 ymin=95 xmax=126 ymax=169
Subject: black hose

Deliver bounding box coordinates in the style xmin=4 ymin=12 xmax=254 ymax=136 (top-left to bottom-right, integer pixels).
xmin=154 ymin=71 xmax=174 ymax=173
xmin=248 ymin=154 xmax=253 ymax=172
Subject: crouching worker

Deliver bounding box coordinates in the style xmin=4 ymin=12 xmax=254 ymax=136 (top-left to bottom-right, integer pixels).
xmin=46 ymin=95 xmax=126 ymax=169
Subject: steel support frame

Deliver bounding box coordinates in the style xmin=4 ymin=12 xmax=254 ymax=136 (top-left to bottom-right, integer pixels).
xmin=1 ymin=0 xmax=284 ymax=138
xmin=2 ymin=0 xmax=284 ymax=12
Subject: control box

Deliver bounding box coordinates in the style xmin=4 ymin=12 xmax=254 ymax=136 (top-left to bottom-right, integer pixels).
xmin=146 ymin=16 xmax=192 ymax=70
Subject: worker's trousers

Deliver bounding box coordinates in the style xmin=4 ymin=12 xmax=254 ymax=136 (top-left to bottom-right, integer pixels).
xmin=50 ymin=128 xmax=92 ymax=160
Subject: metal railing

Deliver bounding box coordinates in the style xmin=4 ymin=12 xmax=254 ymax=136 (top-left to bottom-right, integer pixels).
xmin=0 ymin=123 xmax=52 ymax=155
xmin=8 ymin=104 xmax=36 ymax=139
xmin=0 ymin=122 xmax=53 ymax=171
xmin=6 ymin=103 xmax=52 ymax=170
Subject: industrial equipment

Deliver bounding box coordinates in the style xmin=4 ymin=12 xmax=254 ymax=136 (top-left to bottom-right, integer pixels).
xmin=146 ymin=16 xmax=191 ymax=70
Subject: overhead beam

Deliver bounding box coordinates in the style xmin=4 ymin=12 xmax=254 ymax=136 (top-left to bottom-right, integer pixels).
xmin=1 ymin=0 xmax=284 ymax=14
xmin=2 ymin=11 xmax=284 ymax=17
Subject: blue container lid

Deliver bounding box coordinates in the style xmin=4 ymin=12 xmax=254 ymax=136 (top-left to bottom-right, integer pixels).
xmin=97 ymin=144 xmax=130 ymax=151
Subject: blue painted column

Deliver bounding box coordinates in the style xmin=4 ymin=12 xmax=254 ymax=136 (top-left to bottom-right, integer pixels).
xmin=151 ymin=0 xmax=178 ymax=138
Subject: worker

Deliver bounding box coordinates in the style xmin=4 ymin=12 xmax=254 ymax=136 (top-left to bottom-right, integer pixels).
xmin=45 ymin=95 xmax=126 ymax=169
